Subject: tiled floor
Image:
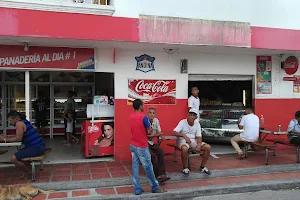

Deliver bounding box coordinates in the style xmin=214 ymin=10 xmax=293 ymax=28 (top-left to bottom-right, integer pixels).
xmin=0 ymin=150 xmax=298 ymax=185
xmin=32 ymin=171 xmax=300 ymax=199
xmin=0 ymin=136 xmax=114 ymax=165
xmin=0 ymin=137 xmax=234 ymax=166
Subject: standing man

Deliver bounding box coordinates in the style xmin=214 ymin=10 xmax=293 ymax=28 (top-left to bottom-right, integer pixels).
xmin=0 ymin=111 xmax=45 ymax=179
xmin=188 ymin=87 xmax=200 ymax=121
xmin=33 ymin=92 xmax=49 ymax=137
xmin=230 ymin=105 xmax=259 ymax=159
xmin=129 ymin=99 xmax=164 ymax=195
xmin=172 ymin=108 xmax=212 ymax=177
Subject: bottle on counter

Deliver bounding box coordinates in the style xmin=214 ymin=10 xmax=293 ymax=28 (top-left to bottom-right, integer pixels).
xmin=278 ymin=125 xmax=282 ymax=132
xmin=259 ymin=115 xmax=264 ymax=130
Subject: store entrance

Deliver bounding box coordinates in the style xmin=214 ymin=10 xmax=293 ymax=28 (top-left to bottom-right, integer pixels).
xmin=0 ymin=71 xmax=115 ymax=165
xmin=188 ymin=75 xmax=253 ymax=153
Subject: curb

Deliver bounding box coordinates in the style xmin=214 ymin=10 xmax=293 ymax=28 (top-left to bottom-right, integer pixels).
xmin=33 ymin=163 xmax=300 ymax=191
xmin=60 ymin=178 xmax=300 ymax=200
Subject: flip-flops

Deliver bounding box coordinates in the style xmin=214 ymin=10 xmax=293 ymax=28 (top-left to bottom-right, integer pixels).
xmin=237 ymin=153 xmax=245 ymax=159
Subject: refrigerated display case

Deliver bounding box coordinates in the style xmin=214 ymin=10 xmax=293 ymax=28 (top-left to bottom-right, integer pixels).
xmin=81 ymin=104 xmax=114 ymax=158
xmin=200 ymin=100 xmax=245 ymax=143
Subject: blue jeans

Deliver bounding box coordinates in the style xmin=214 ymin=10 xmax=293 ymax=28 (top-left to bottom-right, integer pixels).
xmin=130 ymin=144 xmax=159 ymax=194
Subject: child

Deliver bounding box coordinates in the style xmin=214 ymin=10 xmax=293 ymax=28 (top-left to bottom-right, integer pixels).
xmin=64 ymin=111 xmax=79 ymax=145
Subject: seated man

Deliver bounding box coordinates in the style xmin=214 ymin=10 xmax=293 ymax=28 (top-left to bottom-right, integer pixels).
xmin=0 ymin=111 xmax=45 ymax=179
xmin=287 ymin=110 xmax=300 ymax=145
xmin=172 ymin=108 xmax=211 ymax=177
xmin=147 ymin=108 xmax=170 ymax=183
xmin=230 ymin=105 xmax=259 ymax=159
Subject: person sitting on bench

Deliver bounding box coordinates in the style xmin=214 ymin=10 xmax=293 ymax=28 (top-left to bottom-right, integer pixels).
xmin=147 ymin=108 xmax=170 ymax=184
xmin=172 ymin=108 xmax=211 ymax=177
xmin=230 ymin=105 xmax=259 ymax=159
xmin=0 ymin=110 xmax=45 ymax=179
xmin=287 ymin=110 xmax=300 ymax=145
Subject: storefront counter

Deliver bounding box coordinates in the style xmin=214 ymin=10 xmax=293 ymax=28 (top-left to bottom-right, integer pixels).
xmin=200 ymin=104 xmax=245 ymax=143
xmin=202 ymin=128 xmax=243 ymax=144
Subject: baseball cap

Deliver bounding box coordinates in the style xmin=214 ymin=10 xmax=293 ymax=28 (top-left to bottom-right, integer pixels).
xmin=189 ymin=108 xmax=198 ymax=116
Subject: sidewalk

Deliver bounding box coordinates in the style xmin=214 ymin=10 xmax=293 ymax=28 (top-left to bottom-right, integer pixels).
xmin=1 ymin=150 xmax=300 ymax=199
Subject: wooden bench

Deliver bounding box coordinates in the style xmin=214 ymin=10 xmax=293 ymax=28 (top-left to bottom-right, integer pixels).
xmin=238 ymin=141 xmax=275 ymax=165
xmin=0 ymin=150 xmax=8 ymax=155
xmin=165 ymin=136 xmax=204 ymax=169
xmin=21 ymin=148 xmax=52 ymax=182
xmin=266 ymin=139 xmax=300 ymax=163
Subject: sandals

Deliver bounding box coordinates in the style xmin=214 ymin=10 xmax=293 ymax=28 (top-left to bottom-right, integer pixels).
xmin=237 ymin=153 xmax=245 ymax=159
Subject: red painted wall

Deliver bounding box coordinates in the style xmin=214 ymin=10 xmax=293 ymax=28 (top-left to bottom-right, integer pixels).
xmin=114 ymin=98 xmax=300 ymax=161
xmin=0 ymin=7 xmax=139 ymax=42
xmin=2 ymin=7 xmax=300 ymax=51
xmin=251 ymin=26 xmax=300 ymax=50
xmin=139 ymin=16 xmax=251 ymax=47
xmin=254 ymin=98 xmax=300 ymax=149
xmin=114 ymin=99 xmax=188 ymax=161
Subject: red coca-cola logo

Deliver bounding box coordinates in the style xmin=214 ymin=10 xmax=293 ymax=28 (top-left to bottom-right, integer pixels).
xmin=135 ymin=80 xmax=170 ymax=93
xmin=128 ymin=79 xmax=176 ymax=105
xmin=284 ymin=56 xmax=299 ymax=75
xmin=88 ymin=125 xmax=99 ymax=133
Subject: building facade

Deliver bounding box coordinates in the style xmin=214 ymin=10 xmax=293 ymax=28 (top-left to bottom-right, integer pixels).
xmin=0 ymin=0 xmax=300 ymax=161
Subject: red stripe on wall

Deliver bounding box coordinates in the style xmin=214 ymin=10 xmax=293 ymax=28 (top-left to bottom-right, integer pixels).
xmin=254 ymin=98 xmax=300 ymax=150
xmin=0 ymin=7 xmax=139 ymax=42
xmin=251 ymin=26 xmax=300 ymax=50
xmin=114 ymin=99 xmax=188 ymax=161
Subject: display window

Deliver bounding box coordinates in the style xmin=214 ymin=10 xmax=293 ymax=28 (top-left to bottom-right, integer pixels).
xmin=188 ymin=77 xmax=253 ymax=144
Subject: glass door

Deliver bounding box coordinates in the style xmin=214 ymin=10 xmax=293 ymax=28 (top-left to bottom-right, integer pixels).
xmin=31 ymin=85 xmax=51 ymax=136
xmin=53 ymin=85 xmax=73 ymax=132
xmin=6 ymin=84 xmax=25 ymax=128
xmin=0 ymin=84 xmax=3 ymax=133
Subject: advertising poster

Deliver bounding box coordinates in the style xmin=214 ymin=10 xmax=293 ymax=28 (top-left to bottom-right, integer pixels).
xmin=256 ymin=56 xmax=272 ymax=94
xmin=293 ymin=76 xmax=300 ymax=93
xmin=81 ymin=121 xmax=114 ymax=157
xmin=128 ymin=79 xmax=176 ymax=105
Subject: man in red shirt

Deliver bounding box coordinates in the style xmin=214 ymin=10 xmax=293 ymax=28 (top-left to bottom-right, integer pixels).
xmin=129 ymin=99 xmax=164 ymax=195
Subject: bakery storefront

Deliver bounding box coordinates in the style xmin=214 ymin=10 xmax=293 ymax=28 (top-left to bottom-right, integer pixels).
xmin=0 ymin=45 xmax=116 ymax=164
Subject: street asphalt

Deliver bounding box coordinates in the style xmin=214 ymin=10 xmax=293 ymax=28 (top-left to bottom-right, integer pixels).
xmin=191 ymin=189 xmax=300 ymax=200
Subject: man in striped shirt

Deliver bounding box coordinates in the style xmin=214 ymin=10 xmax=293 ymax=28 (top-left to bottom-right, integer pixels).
xmin=0 ymin=110 xmax=45 ymax=179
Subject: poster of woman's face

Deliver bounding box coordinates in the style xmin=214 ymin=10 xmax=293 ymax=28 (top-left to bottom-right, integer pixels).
xmin=102 ymin=122 xmax=114 ymax=140
xmin=94 ymin=122 xmax=114 ymax=147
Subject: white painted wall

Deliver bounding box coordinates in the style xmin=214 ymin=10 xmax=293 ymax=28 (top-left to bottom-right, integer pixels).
xmin=112 ymin=0 xmax=300 ymax=30
xmin=96 ymin=48 xmax=188 ymax=99
xmin=96 ymin=48 xmax=300 ymax=100
xmin=257 ymin=56 xmax=300 ymax=99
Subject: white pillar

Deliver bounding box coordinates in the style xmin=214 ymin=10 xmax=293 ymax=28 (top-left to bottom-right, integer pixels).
xmin=25 ymin=71 xmax=30 ymax=121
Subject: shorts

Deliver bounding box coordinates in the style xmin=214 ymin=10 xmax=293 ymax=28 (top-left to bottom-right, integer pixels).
xmin=35 ymin=115 xmax=47 ymax=127
xmin=178 ymin=141 xmax=206 ymax=149
xmin=15 ymin=144 xmax=46 ymax=161
xmin=66 ymin=126 xmax=73 ymax=133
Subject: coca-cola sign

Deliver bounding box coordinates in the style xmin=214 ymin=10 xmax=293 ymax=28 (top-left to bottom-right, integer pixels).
xmin=128 ymin=79 xmax=176 ymax=105
xmin=88 ymin=125 xmax=99 ymax=133
xmin=284 ymin=56 xmax=299 ymax=75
